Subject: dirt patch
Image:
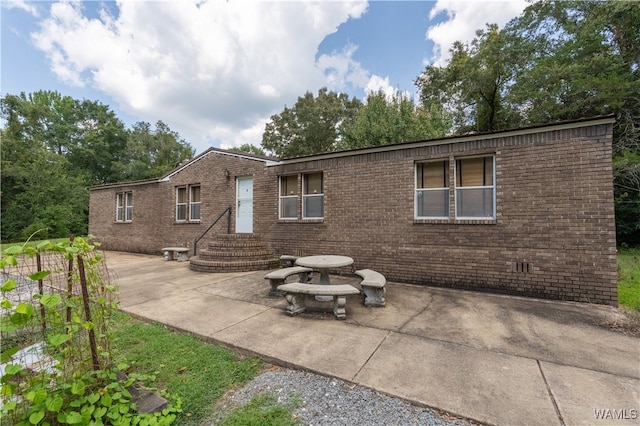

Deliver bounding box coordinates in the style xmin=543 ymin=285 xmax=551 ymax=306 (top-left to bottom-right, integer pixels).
xmin=605 ymin=307 xmax=640 ymax=337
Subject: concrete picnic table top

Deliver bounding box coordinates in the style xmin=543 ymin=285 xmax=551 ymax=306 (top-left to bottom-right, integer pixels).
xmin=295 ymin=255 xmax=354 ymax=270
xmin=295 ymin=255 xmax=355 ymax=301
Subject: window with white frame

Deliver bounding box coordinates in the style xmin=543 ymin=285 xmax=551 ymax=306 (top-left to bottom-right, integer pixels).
xmin=415 ymin=160 xmax=450 ymax=219
xmin=279 ymin=175 xmax=298 ymax=219
xmin=303 ymin=172 xmax=324 ymax=219
xmin=116 ymin=191 xmax=133 ymax=222
xmin=455 ymin=156 xmax=495 ymax=219
xmin=176 ymin=186 xmax=187 ymax=221
xmin=176 ymin=185 xmax=201 ymax=222
xmin=189 ymin=185 xmax=201 ymax=221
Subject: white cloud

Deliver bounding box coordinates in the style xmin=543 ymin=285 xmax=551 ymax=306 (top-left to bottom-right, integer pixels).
xmin=317 ymin=43 xmax=370 ymax=91
xmin=2 ymin=0 xmax=39 ymax=17
xmin=426 ymin=0 xmax=528 ymax=66
xmin=31 ymin=0 xmax=368 ymax=152
xmin=365 ymin=75 xmax=394 ymax=97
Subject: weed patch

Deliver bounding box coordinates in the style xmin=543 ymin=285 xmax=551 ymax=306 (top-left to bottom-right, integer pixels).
xmin=617 ymin=248 xmax=640 ymax=310
xmin=111 ymin=315 xmax=263 ymax=425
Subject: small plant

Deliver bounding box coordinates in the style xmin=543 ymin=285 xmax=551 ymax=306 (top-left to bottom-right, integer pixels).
xmin=218 ymin=394 xmax=300 ymax=426
xmin=618 ymin=247 xmax=640 ymax=310
xmin=111 ymin=318 xmax=261 ymax=425
xmin=2 ymin=362 xmax=181 ymax=426
xmin=0 ymin=236 xmax=181 ymax=425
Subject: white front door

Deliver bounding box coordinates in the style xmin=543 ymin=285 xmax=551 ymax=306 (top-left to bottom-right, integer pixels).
xmin=236 ymin=177 xmax=253 ymax=233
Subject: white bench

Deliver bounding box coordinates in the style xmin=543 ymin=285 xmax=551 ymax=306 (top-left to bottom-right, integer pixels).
xmin=264 ymin=266 xmax=313 ymax=296
xmin=277 ymin=283 xmax=360 ymax=320
xmin=279 ymin=255 xmax=299 ymax=267
xmin=355 ymin=269 xmax=386 ymax=307
xmin=161 ymin=247 xmax=189 ymax=262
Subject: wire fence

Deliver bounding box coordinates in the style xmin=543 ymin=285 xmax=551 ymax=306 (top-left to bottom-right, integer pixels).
xmin=1 ymin=238 xmax=118 ymax=417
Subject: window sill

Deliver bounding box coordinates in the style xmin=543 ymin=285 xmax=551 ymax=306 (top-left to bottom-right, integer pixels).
xmin=277 ymin=219 xmax=324 ymax=224
xmin=414 ymin=218 xmax=496 ymax=225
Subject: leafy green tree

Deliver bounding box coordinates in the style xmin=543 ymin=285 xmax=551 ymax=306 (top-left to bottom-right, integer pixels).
xmin=340 ymin=90 xmax=450 ymax=149
xmin=1 ymin=92 xmax=92 ymax=241
xmin=503 ymin=0 xmax=640 ymax=245
xmin=1 ymin=91 xmax=129 ymax=184
xmin=0 ymin=91 xmax=194 ymax=242
xmin=261 ymin=88 xmax=362 ymax=158
xmin=415 ymin=0 xmax=640 ymax=245
xmin=114 ymin=121 xmax=195 ymax=181
xmin=0 ymin=127 xmax=88 ymax=241
xmin=229 ymin=143 xmax=268 ymax=157
xmin=69 ymin=98 xmax=129 ymax=184
xmin=417 ymin=24 xmax=521 ymax=133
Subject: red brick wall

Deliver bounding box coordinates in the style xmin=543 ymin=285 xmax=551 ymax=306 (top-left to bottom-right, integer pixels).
xmin=89 ymin=121 xmax=617 ymax=305
xmin=89 ymin=151 xmax=273 ymax=255
xmin=262 ymin=123 xmax=617 ymax=305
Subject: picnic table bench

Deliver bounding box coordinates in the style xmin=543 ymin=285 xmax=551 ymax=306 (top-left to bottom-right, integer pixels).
xmin=264 ymin=266 xmax=313 ymax=296
xmin=355 ymin=269 xmax=386 ymax=307
xmin=277 ymin=282 xmax=360 ymax=320
xmin=161 ymin=247 xmax=189 ymax=262
xmin=279 ymin=255 xmax=299 ymax=267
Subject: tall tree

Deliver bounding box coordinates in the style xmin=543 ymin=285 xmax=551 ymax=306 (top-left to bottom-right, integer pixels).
xmin=1 ymin=92 xmax=92 ymax=241
xmin=1 ymin=91 xmax=195 ymax=242
xmin=229 ymin=144 xmax=268 ymax=157
xmin=504 ymin=0 xmax=640 ymax=245
xmin=417 ymin=24 xmax=521 ymax=133
xmin=115 ymin=121 xmax=195 ymax=181
xmin=261 ymin=88 xmax=362 ymax=158
xmin=340 ymin=91 xmax=450 ymax=149
xmin=414 ymin=0 xmax=640 ymax=245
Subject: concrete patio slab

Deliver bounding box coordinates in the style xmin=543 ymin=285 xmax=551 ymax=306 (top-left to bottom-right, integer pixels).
xmin=540 ymin=361 xmax=640 ymax=426
xmin=353 ymin=332 xmax=561 ymax=426
xmin=399 ymin=287 xmax=640 ymax=378
xmin=213 ymin=308 xmax=389 ymax=380
xmin=121 ymin=290 xmax=271 ymax=336
xmin=104 ymin=251 xmax=640 ymax=426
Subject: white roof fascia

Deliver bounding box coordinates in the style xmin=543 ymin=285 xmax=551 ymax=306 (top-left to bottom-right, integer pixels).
xmin=160 ymin=148 xmax=277 ymax=182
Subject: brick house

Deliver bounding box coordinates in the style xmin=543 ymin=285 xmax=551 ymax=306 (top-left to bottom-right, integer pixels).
xmin=89 ymin=116 xmax=618 ymax=305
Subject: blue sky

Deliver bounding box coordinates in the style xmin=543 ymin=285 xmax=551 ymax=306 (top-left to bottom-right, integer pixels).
xmin=2 ymin=0 xmax=528 ymax=153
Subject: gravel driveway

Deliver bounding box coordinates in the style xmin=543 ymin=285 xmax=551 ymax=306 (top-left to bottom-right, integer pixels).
xmin=212 ymin=366 xmax=474 ymax=425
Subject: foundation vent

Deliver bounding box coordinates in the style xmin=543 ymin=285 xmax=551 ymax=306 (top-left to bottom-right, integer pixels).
xmin=512 ymin=261 xmax=533 ymax=274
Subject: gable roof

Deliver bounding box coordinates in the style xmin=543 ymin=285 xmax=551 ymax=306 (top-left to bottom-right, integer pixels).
xmin=159 ymin=147 xmax=277 ymax=181
xmin=89 ymin=147 xmax=277 ymax=190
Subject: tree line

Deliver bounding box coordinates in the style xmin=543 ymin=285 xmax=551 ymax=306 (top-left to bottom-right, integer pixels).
xmin=2 ymin=0 xmax=638 ymax=245
xmin=258 ymin=0 xmax=639 ymax=246
xmin=1 ymin=91 xmax=194 ymax=242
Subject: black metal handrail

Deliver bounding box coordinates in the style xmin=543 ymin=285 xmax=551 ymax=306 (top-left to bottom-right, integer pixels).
xmin=193 ymin=206 xmax=232 ymax=256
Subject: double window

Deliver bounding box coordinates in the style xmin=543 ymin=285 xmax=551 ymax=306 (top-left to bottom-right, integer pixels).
xmin=279 ymin=172 xmax=324 ymax=220
xmin=176 ymin=185 xmax=201 ymax=222
xmin=415 ymin=155 xmax=495 ymax=220
xmin=116 ymin=192 xmax=133 ymax=222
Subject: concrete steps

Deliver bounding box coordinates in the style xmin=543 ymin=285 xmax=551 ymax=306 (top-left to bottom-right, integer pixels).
xmin=189 ymin=234 xmax=279 ymax=272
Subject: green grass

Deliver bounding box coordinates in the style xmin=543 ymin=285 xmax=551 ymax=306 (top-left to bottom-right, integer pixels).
xmin=618 ymin=247 xmax=640 ymax=310
xmin=0 ymin=237 xmax=71 ymax=252
xmin=218 ymin=394 xmax=300 ymax=426
xmin=111 ymin=313 xmax=297 ymax=425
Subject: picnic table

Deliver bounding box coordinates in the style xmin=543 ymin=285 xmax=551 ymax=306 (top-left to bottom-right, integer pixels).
xmin=295 ymin=255 xmax=354 ymax=301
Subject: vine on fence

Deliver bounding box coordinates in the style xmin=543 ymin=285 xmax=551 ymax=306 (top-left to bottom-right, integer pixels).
xmin=0 ymin=236 xmax=180 ymax=425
